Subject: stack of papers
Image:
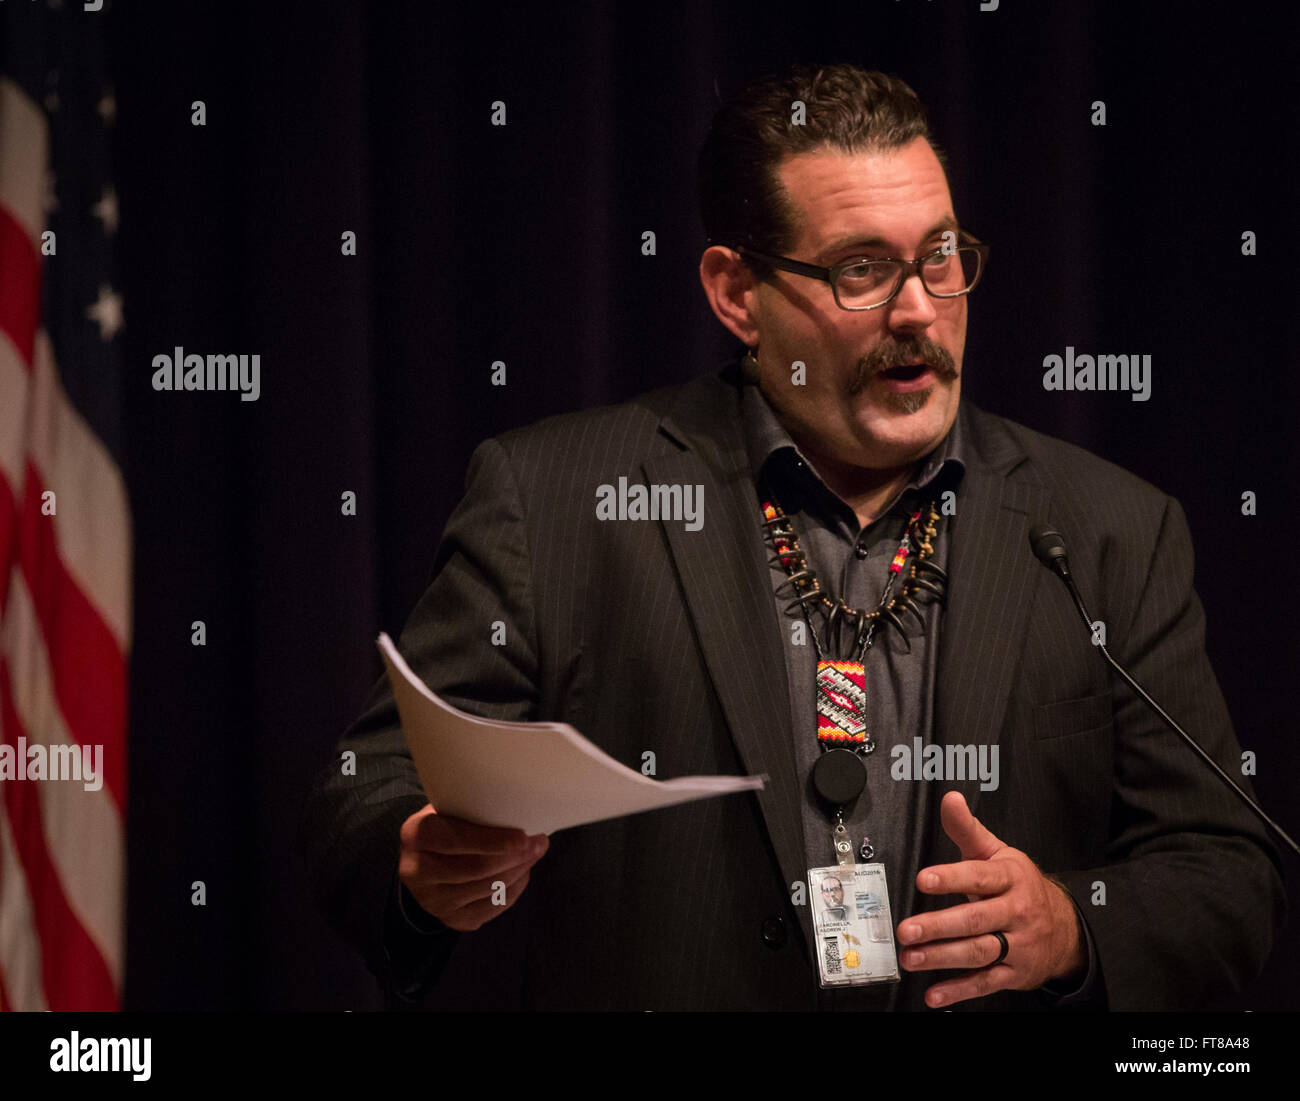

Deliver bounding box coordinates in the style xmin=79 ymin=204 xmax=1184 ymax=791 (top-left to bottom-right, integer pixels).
xmin=378 ymin=633 xmax=765 ymax=835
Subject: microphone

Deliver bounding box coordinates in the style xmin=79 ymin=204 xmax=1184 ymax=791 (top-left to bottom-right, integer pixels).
xmin=1028 ymin=523 xmax=1300 ymax=858
xmin=1028 ymin=525 xmax=1069 ymax=575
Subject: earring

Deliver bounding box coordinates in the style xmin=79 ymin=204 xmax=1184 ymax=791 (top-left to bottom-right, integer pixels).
xmin=741 ymin=346 xmax=760 ymax=380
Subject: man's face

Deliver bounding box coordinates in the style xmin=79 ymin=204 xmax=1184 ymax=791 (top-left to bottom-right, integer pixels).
xmin=821 ymin=877 xmax=844 ymax=908
xmin=750 ymin=138 xmax=966 ymax=472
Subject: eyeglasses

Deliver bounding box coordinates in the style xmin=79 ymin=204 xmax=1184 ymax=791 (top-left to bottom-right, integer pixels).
xmin=730 ymin=231 xmax=989 ymax=311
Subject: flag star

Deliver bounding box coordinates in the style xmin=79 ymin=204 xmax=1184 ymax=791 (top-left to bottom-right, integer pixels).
xmin=86 ymin=285 xmax=125 ymax=341
xmin=92 ymin=186 xmax=119 ymax=236
xmin=98 ymin=91 xmax=117 ymax=125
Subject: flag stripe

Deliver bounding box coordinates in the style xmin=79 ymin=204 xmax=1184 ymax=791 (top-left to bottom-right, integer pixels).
xmin=1 ymin=656 xmax=118 ymax=1010
xmin=27 ymin=332 xmax=131 ymax=647
xmin=0 ymin=426 xmax=17 ymax=619
xmin=1 ymin=334 xmax=133 ymax=653
xmin=3 ymin=569 xmax=123 ymax=990
xmin=0 ymin=796 xmax=48 ymax=1011
xmin=0 ymin=78 xmax=47 ymax=245
xmin=14 ymin=456 xmax=126 ymax=809
xmin=0 ymin=335 xmax=27 ymax=495
xmin=0 ymin=208 xmax=39 ymax=366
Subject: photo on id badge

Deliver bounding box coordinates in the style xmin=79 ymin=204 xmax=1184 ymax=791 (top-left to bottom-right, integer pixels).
xmin=809 ymin=864 xmax=900 ymax=987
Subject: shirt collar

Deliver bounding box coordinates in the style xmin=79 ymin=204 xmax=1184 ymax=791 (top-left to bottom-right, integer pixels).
xmin=739 ymin=368 xmax=967 ymax=525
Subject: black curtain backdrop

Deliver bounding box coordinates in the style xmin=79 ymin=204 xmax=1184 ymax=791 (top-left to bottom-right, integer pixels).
xmin=104 ymin=0 xmax=1298 ymax=1009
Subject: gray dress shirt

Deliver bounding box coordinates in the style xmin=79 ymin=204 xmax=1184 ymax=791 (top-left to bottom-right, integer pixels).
xmin=740 ymin=377 xmax=1097 ymax=1010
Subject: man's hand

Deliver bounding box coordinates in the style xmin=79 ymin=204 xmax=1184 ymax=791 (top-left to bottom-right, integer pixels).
xmin=897 ymin=791 xmax=1085 ymax=1008
xmin=398 ymin=805 xmax=549 ymax=932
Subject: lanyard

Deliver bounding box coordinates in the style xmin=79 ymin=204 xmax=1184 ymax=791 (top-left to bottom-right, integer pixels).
xmin=759 ymin=488 xmax=950 ymax=853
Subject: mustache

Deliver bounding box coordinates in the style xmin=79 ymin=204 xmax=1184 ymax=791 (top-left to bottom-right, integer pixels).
xmin=849 ymin=340 xmax=957 ymax=394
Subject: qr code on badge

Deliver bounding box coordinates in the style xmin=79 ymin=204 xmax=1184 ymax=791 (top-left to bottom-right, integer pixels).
xmin=822 ymin=937 xmax=842 ymax=975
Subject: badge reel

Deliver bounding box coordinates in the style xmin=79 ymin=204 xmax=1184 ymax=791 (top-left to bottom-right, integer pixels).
xmin=806 ymin=747 xmax=900 ymax=989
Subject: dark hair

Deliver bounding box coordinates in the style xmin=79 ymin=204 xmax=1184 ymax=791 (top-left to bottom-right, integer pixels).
xmin=697 ymin=64 xmax=943 ymax=268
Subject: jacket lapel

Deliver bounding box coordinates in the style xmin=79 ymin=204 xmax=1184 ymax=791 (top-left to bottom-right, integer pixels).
xmin=642 ymin=371 xmax=815 ymax=952
xmin=933 ymin=403 xmax=1051 ymax=828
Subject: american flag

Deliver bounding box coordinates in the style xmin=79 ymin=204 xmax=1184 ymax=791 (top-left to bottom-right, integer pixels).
xmin=0 ymin=2 xmax=129 ymax=1010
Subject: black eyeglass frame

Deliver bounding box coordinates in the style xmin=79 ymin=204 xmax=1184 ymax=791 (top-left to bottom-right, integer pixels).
xmin=728 ymin=230 xmax=990 ymax=311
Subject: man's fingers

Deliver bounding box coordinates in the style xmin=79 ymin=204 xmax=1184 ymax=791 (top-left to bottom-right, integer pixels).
xmin=403 ymin=805 xmax=545 ymax=857
xmin=938 ymin=791 xmax=1003 ymax=862
xmin=407 ymin=855 xmax=534 ymax=927
xmin=900 ymin=931 xmax=1007 ymax=973
xmin=896 ymin=897 xmax=1011 ymax=948
xmin=398 ymin=806 xmax=550 ymax=929
xmin=914 ymin=858 xmax=1014 ymax=898
xmin=923 ymin=964 xmax=1014 ymax=1009
xmin=400 ymin=841 xmax=547 ymax=887
xmin=436 ymin=864 xmax=534 ymax=931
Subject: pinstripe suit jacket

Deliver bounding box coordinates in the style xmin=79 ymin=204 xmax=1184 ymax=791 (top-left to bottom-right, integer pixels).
xmin=303 ymin=362 xmax=1284 ymax=1011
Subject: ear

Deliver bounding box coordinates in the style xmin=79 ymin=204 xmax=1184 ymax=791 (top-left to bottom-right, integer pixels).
xmin=699 ymin=245 xmax=760 ymax=347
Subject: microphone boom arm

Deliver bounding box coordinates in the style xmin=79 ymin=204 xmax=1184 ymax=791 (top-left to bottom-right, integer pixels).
xmin=1029 ymin=524 xmax=1300 ymax=859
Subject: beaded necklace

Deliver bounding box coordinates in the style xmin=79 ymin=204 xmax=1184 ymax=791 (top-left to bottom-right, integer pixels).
xmin=759 ymin=489 xmax=950 ymax=825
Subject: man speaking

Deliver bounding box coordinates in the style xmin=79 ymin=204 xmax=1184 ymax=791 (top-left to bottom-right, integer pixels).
xmin=302 ymin=64 xmax=1284 ymax=1010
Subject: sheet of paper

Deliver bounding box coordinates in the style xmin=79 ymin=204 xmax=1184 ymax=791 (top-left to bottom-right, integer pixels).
xmin=378 ymin=633 xmax=765 ymax=835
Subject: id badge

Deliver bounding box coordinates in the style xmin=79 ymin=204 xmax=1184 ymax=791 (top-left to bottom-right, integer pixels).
xmin=808 ymin=863 xmax=900 ymax=988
